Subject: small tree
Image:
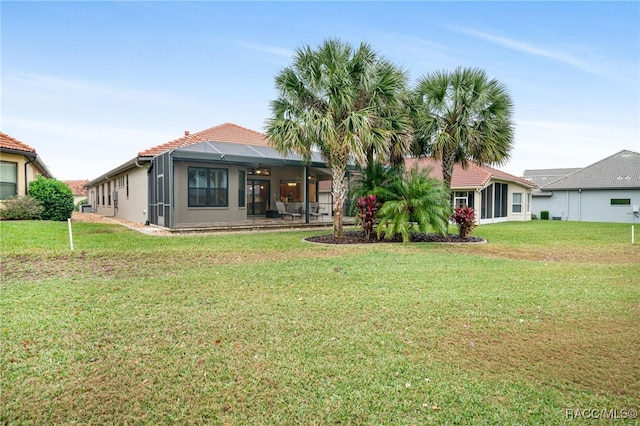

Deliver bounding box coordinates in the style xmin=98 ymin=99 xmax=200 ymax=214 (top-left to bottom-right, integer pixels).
xmin=0 ymin=196 xmax=43 ymax=220
xmin=451 ymin=206 xmax=477 ymax=239
xmin=28 ymin=176 xmax=74 ymax=221
xmin=376 ymin=166 xmax=451 ymax=242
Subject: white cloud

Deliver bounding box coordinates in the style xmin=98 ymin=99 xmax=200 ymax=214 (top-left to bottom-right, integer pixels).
xmin=3 ymin=73 xmax=198 ymax=108
xmin=448 ymin=27 xmax=637 ymax=83
xmin=236 ymin=42 xmax=294 ymax=60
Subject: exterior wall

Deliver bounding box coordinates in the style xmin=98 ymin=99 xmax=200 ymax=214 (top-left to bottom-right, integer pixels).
xmin=507 ymin=183 xmax=532 ymax=222
xmin=533 ymin=189 xmax=640 ymax=223
xmin=476 ymin=180 xmax=532 ymax=225
xmin=0 ymin=152 xmax=46 ymax=199
xmin=172 ymin=161 xmax=248 ymax=227
xmin=87 ymin=167 xmax=149 ymax=224
xmin=113 ymin=168 xmax=148 ymax=224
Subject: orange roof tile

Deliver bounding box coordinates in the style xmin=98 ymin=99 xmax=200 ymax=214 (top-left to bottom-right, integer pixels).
xmin=405 ymin=157 xmax=535 ymax=189
xmin=63 ymin=180 xmax=89 ymax=196
xmin=0 ymin=131 xmax=36 ymax=153
xmin=138 ymin=123 xmax=269 ymax=157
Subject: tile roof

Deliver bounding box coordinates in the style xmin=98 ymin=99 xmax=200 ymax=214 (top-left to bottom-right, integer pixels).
xmin=0 ymin=131 xmax=36 ymax=153
xmin=63 ymin=180 xmax=89 ymax=196
xmin=540 ymin=150 xmax=640 ymax=190
xmin=138 ymin=123 xmax=269 ymax=157
xmin=405 ymin=157 xmax=536 ymax=189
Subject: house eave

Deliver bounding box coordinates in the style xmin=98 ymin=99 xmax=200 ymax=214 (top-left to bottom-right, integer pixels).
xmin=87 ymin=157 xmax=152 ymax=186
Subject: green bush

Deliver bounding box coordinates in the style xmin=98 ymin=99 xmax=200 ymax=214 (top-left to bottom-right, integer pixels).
xmin=376 ymin=166 xmax=451 ymax=242
xmin=540 ymin=211 xmax=549 ymax=220
xmin=0 ymin=196 xmax=43 ymax=220
xmin=28 ymin=176 xmax=74 ymax=221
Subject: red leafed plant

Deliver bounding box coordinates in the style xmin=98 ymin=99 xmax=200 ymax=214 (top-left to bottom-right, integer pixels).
xmin=451 ymin=206 xmax=476 ymax=239
xmin=356 ymin=194 xmax=380 ymax=240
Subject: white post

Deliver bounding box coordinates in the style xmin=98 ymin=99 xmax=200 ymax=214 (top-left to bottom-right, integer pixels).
xmin=633 ymin=224 xmax=635 ymax=245
xmin=68 ymin=218 xmax=74 ymax=251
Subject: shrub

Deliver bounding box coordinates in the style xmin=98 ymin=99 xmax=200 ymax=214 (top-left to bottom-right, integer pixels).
xmin=349 ymin=162 xmax=402 ymax=215
xmin=540 ymin=211 xmax=549 ymax=220
xmin=376 ymin=166 xmax=451 ymax=243
xmin=451 ymin=206 xmax=477 ymax=239
xmin=28 ymin=176 xmax=74 ymax=221
xmin=0 ymin=196 xmax=43 ymax=220
xmin=355 ymin=194 xmax=379 ymax=240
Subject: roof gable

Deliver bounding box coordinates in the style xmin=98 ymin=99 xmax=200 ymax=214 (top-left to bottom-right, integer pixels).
xmin=541 ymin=150 xmax=640 ymax=190
xmin=138 ymin=123 xmax=268 ymax=157
xmin=405 ymin=157 xmax=536 ymax=189
xmin=0 ymin=132 xmax=36 ymax=153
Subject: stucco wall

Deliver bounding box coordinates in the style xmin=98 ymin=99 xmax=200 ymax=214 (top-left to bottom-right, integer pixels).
xmin=1 ymin=152 xmax=45 ymax=198
xmin=172 ymin=162 xmax=247 ymax=227
xmin=532 ymin=189 xmax=639 ymax=223
xmin=112 ymin=168 xmax=149 ymax=224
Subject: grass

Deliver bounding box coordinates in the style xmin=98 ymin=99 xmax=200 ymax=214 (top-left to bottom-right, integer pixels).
xmin=1 ymin=220 xmax=639 ymax=425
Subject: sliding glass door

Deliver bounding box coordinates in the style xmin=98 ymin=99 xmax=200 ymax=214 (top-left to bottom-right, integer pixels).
xmin=247 ymin=180 xmax=270 ymax=215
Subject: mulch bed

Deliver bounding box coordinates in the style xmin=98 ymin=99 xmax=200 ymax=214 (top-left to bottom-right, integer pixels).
xmin=305 ymin=230 xmax=486 ymax=244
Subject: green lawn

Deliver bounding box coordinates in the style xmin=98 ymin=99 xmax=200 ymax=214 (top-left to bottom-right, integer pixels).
xmin=1 ymin=220 xmax=639 ymax=425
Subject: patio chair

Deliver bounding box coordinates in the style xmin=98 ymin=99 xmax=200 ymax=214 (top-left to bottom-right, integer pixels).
xmin=275 ymin=202 xmax=302 ymax=220
xmin=309 ymin=202 xmax=323 ymax=220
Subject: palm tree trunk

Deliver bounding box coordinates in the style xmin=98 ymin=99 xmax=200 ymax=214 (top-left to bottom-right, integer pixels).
xmin=441 ymin=149 xmax=456 ymax=235
xmin=441 ymin=149 xmax=455 ymax=196
xmin=331 ymin=163 xmax=347 ymax=238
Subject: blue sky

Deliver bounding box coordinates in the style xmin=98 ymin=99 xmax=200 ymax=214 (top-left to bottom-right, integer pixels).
xmin=2 ymin=1 xmax=639 ymax=180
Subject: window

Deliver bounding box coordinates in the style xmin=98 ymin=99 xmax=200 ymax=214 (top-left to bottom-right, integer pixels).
xmin=453 ymin=191 xmax=475 ymax=209
xmin=280 ymin=181 xmax=301 ymax=202
xmin=126 ymin=174 xmax=129 ymax=198
xmin=188 ymin=167 xmax=228 ymax=207
xmin=0 ymin=161 xmax=18 ymax=199
xmin=494 ymin=183 xmax=508 ymax=217
xmin=611 ymin=198 xmax=631 ymax=205
xmin=238 ymin=170 xmax=246 ymax=208
xmin=481 ymin=183 xmax=508 ymax=219
xmin=512 ymin=193 xmax=522 ymax=213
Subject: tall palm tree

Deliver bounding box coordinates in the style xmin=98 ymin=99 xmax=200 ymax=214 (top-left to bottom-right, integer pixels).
xmin=265 ymin=39 xmax=411 ymax=238
xmin=412 ymin=67 xmax=515 ymax=194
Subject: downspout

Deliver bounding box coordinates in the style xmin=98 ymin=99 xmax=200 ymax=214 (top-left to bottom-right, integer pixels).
xmin=578 ymin=189 xmax=582 ymax=222
xmin=24 ymin=157 xmax=35 ymax=196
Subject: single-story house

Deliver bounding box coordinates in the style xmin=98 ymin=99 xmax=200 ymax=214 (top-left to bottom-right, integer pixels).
xmin=86 ymin=123 xmax=333 ymax=229
xmin=0 ymin=131 xmax=52 ymax=201
xmin=405 ymin=157 xmax=536 ymax=224
xmin=523 ymin=150 xmax=640 ymax=223
xmin=63 ymin=180 xmax=89 ymax=205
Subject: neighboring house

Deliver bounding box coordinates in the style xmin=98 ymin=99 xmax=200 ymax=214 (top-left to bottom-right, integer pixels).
xmin=0 ymin=132 xmax=52 ymax=201
xmin=524 ymin=150 xmax=640 ymax=223
xmin=86 ymin=123 xmax=333 ymax=229
xmin=406 ymin=157 xmax=536 ymax=224
xmin=62 ymin=180 xmax=89 ymax=205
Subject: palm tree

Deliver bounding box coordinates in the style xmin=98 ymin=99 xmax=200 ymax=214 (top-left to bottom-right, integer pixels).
xmin=412 ymin=67 xmax=515 ymax=194
xmin=265 ymin=39 xmax=411 ymax=238
xmin=376 ymin=166 xmax=451 ymax=243
xmin=349 ymin=161 xmax=403 ymax=209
